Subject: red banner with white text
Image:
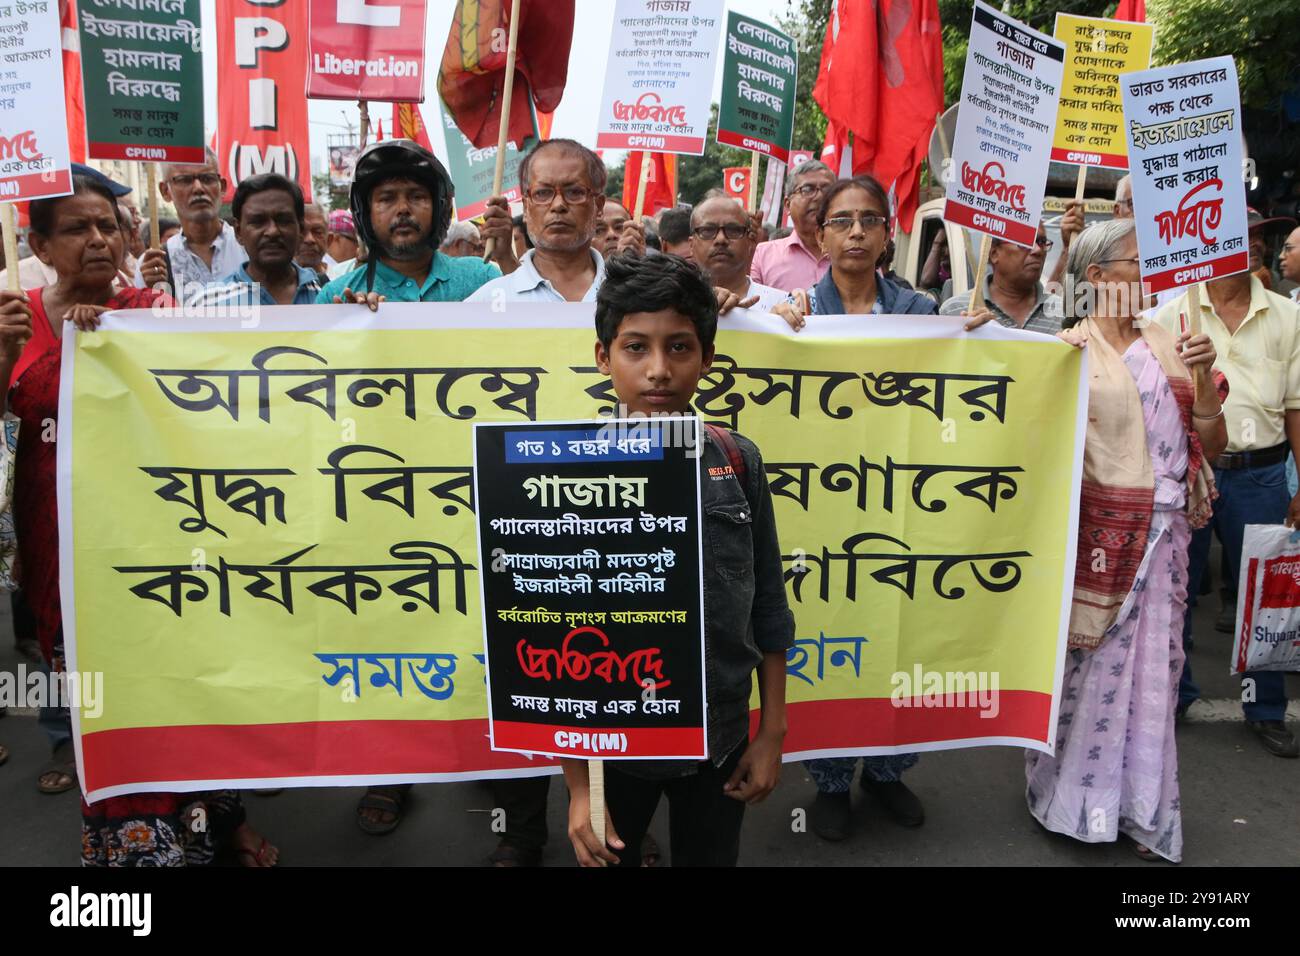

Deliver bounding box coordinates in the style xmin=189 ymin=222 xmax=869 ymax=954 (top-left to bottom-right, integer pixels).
xmin=216 ymin=0 xmax=313 ymax=200
xmin=306 ymin=0 xmax=428 ymax=102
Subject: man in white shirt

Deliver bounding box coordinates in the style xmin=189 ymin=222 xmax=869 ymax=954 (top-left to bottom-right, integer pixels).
xmin=135 ymin=148 xmax=246 ymax=299
xmin=1281 ymin=226 xmax=1300 ymax=303
xmin=689 ymin=196 xmax=786 ymax=312
xmin=473 ymin=139 xmax=608 ymax=308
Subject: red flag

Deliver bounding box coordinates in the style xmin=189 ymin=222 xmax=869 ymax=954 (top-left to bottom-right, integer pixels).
xmin=537 ymin=110 xmax=555 ymax=141
xmin=216 ymin=0 xmax=312 ymax=201
xmin=722 ymin=167 xmax=753 ymax=207
xmin=813 ymin=0 xmax=944 ymax=231
xmin=374 ymin=118 xmax=385 ymax=142
xmin=1112 ymin=0 xmax=1146 ymax=21
xmin=820 ymin=119 xmax=852 ymax=177
xmin=60 ymin=0 xmax=86 ymax=163
xmin=393 ymin=103 xmax=434 ymax=151
xmin=438 ymin=0 xmax=575 ymax=150
xmin=622 ymin=152 xmax=677 ymax=217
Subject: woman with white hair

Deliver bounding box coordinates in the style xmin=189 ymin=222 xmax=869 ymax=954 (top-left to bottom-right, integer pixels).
xmin=1025 ymin=218 xmax=1228 ymax=862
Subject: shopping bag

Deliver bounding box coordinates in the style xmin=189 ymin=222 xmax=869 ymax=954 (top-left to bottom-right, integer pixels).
xmin=1232 ymin=523 xmax=1300 ymax=673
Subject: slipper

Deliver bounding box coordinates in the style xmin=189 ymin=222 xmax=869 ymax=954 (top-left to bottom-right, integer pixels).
xmin=237 ymin=836 xmax=278 ymax=868
xmin=641 ymin=832 xmax=662 ymax=867
xmin=488 ymin=842 xmax=542 ymax=867
xmin=1130 ymin=839 xmax=1166 ymax=863
xmin=356 ymin=791 xmax=404 ymax=836
xmin=37 ymin=741 xmax=76 ymax=795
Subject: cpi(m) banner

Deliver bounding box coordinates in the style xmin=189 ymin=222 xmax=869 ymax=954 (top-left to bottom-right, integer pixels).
xmin=216 ymin=0 xmax=312 ymax=199
xmin=60 ymin=306 xmax=1085 ymax=801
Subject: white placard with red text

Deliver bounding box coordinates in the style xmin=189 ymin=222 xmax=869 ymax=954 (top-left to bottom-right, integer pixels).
xmin=306 ymin=0 xmax=427 ymax=102
xmin=1121 ymin=56 xmax=1247 ymax=294
xmin=595 ymin=0 xmax=724 ymax=155
xmin=0 ymin=0 xmax=71 ymax=202
xmin=944 ymin=1 xmax=1065 ymax=248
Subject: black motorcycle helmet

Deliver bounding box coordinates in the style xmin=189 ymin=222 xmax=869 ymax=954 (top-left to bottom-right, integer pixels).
xmin=349 ymin=139 xmax=455 ymax=291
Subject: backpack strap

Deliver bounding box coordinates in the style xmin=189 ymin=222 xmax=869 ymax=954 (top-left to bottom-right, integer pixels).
xmin=704 ymin=422 xmax=748 ymax=491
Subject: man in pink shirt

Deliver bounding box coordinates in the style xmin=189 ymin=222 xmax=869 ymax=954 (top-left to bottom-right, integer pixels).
xmin=750 ymin=160 xmax=835 ymax=293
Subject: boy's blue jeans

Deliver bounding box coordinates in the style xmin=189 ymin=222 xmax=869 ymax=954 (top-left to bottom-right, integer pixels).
xmin=1180 ymin=461 xmax=1291 ymax=721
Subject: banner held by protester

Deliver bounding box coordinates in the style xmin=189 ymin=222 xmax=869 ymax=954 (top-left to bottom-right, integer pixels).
xmin=77 ymin=0 xmax=205 ymax=163
xmin=0 ymin=0 xmax=72 ymax=203
xmin=306 ymin=0 xmax=428 ymax=102
xmin=717 ymin=11 xmax=797 ymax=164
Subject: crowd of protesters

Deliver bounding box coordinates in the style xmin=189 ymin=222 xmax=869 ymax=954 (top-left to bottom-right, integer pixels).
xmin=0 ymin=132 xmax=1296 ymax=868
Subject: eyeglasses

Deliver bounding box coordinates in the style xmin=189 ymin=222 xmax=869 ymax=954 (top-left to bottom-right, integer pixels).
xmin=822 ymin=214 xmax=887 ymax=232
xmin=1097 ymin=257 xmax=1140 ymax=265
xmin=1114 ymin=198 xmax=1134 ymax=212
xmin=169 ymin=173 xmax=222 ymax=189
xmin=1033 ymin=236 xmax=1054 ymax=249
xmin=793 ymin=183 xmax=828 ymax=198
xmin=692 ymin=223 xmax=750 ymax=241
xmin=525 ymin=185 xmax=594 ymax=205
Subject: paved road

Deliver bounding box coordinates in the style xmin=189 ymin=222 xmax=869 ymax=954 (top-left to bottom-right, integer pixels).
xmin=2 ymin=587 xmax=1297 ymax=867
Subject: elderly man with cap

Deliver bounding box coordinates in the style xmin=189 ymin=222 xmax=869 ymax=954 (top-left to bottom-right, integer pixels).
xmin=0 ymin=163 xmax=136 ymax=290
xmin=325 ymin=209 xmax=360 ymax=278
xmin=317 ymin=139 xmax=516 ymax=311
xmin=1246 ymin=209 xmax=1298 ymax=294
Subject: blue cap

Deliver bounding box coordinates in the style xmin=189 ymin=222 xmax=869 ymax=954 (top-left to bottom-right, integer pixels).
xmin=71 ymin=162 xmax=133 ymax=198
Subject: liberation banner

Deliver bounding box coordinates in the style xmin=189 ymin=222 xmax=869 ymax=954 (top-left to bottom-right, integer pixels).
xmin=1050 ymin=13 xmax=1154 ymax=169
xmin=438 ymin=100 xmax=528 ymax=220
xmin=0 ymin=0 xmax=72 ymax=201
xmin=77 ymin=0 xmax=204 ymax=163
xmin=595 ymin=0 xmax=724 ymax=155
xmin=216 ymin=0 xmax=312 ymax=199
xmin=475 ymin=418 xmax=707 ymax=760
xmin=945 ymin=1 xmax=1065 ymax=248
xmin=60 ymin=306 xmax=1085 ymax=801
xmin=1121 ymin=56 xmax=1247 ymax=294
xmin=716 ymin=11 xmax=797 ymax=162
xmin=306 ymin=0 xmax=427 ymax=102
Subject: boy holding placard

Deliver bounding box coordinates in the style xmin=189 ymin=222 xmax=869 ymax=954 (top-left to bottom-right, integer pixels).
xmin=561 ymin=253 xmax=794 ymax=867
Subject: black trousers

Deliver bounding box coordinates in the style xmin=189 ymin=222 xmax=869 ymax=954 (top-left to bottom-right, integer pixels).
xmin=492 ymin=776 xmax=551 ymax=851
xmin=603 ymin=744 xmax=746 ymax=868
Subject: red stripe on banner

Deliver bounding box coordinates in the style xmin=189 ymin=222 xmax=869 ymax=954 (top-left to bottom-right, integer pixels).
xmin=1049 ymin=148 xmax=1129 ymax=170
xmin=1144 ymin=252 xmax=1249 ymax=294
xmin=1238 ymin=556 xmax=1258 ymax=674
xmin=80 ymin=719 xmax=557 ymax=793
xmin=87 ymin=142 xmax=206 ymax=164
xmin=0 ymin=169 xmax=72 ymax=203
xmin=762 ymin=690 xmax=1053 ymax=752
xmin=458 ymin=186 xmax=522 ymax=221
xmin=942 ymin=199 xmax=1037 ymax=247
xmin=716 ymin=129 xmax=790 ymax=164
xmin=492 ymin=721 xmax=707 ymax=759
xmin=595 ymin=133 xmax=704 ymax=154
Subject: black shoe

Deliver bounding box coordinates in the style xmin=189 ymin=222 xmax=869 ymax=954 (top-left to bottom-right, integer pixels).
xmin=1247 ymin=721 xmax=1299 ymax=758
xmin=1215 ymin=604 xmax=1235 ymax=633
xmin=861 ymin=778 xmax=925 ymax=827
xmin=1175 ymin=699 xmax=1197 ymax=721
xmin=809 ymin=791 xmax=851 ymax=842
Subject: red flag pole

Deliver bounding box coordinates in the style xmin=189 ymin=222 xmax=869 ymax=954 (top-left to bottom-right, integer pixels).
xmin=632 ymin=153 xmax=653 ymax=219
xmin=358 ymin=100 xmax=371 ymax=147
xmin=483 ymin=0 xmax=523 ymax=261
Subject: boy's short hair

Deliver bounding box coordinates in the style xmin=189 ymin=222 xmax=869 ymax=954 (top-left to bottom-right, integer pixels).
xmin=595 ymin=253 xmax=718 ymax=351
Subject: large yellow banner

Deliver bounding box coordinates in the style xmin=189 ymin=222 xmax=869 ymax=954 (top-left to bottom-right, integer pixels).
xmin=60 ymin=304 xmax=1085 ymax=800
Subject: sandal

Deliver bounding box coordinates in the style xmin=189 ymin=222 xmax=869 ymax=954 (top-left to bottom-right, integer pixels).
xmin=488 ymin=841 xmax=542 ymax=867
xmin=1130 ymin=839 xmax=1166 ymax=863
xmin=356 ymin=788 xmax=405 ymax=836
xmin=37 ymin=741 xmax=76 ymax=795
xmin=641 ymin=832 xmax=662 ymax=867
xmin=236 ymin=836 xmax=278 ymax=868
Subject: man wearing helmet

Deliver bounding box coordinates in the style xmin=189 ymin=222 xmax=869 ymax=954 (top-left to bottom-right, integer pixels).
xmin=317 ymin=139 xmax=517 ymax=309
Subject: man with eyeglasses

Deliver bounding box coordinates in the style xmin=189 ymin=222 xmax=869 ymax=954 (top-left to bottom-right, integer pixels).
xmin=938 ymin=224 xmax=1063 ymax=333
xmin=749 ymin=160 xmax=834 ymax=293
xmin=471 ymin=139 xmax=608 ymax=306
xmin=690 ymin=196 xmax=787 ymax=312
xmin=1282 ymin=226 xmax=1300 ymax=304
xmin=134 ymin=148 xmax=247 ymax=299
xmin=1113 ymin=175 xmax=1134 ymax=219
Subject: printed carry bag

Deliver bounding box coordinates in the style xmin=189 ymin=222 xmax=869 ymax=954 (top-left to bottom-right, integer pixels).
xmin=1232 ymin=524 xmax=1300 ymax=673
